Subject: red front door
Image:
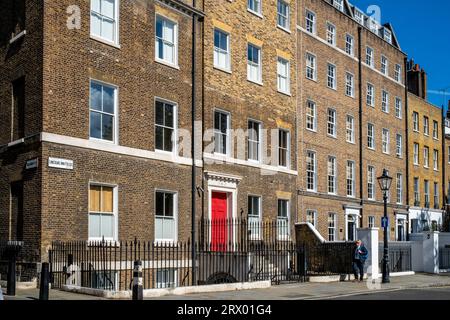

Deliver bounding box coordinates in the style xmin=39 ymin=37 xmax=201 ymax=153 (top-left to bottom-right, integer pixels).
xmin=211 ymin=192 xmax=228 ymax=252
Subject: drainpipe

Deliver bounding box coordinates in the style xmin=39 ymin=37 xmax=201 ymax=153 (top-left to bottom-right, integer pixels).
xmin=403 ymin=57 xmax=410 ymax=239
xmin=358 ymin=27 xmax=364 ymax=227
xmin=191 ymin=0 xmax=197 ymax=286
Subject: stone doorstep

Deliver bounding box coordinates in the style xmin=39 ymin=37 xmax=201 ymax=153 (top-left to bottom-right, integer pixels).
xmin=61 ymin=280 xmax=272 ymax=299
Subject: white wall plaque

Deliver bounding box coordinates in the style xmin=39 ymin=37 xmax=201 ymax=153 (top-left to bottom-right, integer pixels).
xmin=48 ymin=157 xmax=74 ymax=170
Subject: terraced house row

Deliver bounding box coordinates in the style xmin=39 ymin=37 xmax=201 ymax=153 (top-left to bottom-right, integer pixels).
xmin=0 ymin=0 xmax=448 ymax=274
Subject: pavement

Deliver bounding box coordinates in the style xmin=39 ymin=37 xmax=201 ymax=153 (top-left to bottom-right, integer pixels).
xmin=2 ymin=273 xmax=450 ymax=300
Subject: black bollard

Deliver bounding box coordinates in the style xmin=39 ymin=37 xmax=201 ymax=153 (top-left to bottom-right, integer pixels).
xmin=132 ymin=260 xmax=143 ymax=300
xmin=6 ymin=257 xmax=16 ymax=296
xmin=39 ymin=263 xmax=50 ymax=300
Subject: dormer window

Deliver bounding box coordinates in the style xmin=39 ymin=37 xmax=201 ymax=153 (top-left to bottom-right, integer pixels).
xmin=384 ymin=28 xmax=392 ymax=44
xmin=333 ymin=0 xmax=344 ymax=11
xmin=368 ymin=18 xmax=379 ymax=33
xmin=354 ymin=9 xmax=364 ymax=25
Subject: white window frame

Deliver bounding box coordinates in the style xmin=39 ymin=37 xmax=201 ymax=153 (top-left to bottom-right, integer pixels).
xmin=328 ymin=156 xmax=337 ymax=195
xmin=248 ymin=0 xmax=263 ymax=16
xmin=327 ymin=108 xmax=337 ymax=138
xmin=214 ymin=109 xmax=231 ymax=156
xmin=396 ymin=134 xmax=403 ymax=157
xmin=433 ymin=149 xmax=439 ymax=171
xmin=278 ymin=129 xmax=290 ymax=169
xmin=306 ymin=100 xmax=317 ymax=132
xmin=414 ymin=178 xmax=420 ymax=205
xmin=424 ymin=180 xmax=430 ymax=207
xmin=395 ymin=64 xmax=402 ymax=82
xmin=306 ymin=52 xmax=317 ymax=81
xmin=248 ymin=195 xmax=262 ymax=240
xmin=424 ymin=116 xmax=430 ymax=136
xmin=326 ymin=22 xmax=336 ymax=46
xmin=381 ymin=55 xmax=388 ymax=76
xmin=346 ymin=161 xmax=356 ymax=198
xmin=434 ymin=182 xmax=439 ymax=208
xmin=247 ymin=43 xmax=262 ymax=84
xmin=328 ymin=213 xmax=337 ymax=241
xmin=367 ymin=83 xmax=375 ymax=107
xmin=306 ymin=210 xmax=317 ymax=228
xmin=89 ymin=79 xmax=118 ymax=144
xmin=413 ymin=112 xmax=419 ymax=131
xmin=155 ymin=15 xmax=178 ymax=68
xmin=213 ymin=28 xmax=231 ymax=72
xmin=346 ymin=115 xmax=355 ymax=144
xmin=345 ymin=34 xmax=354 ymax=56
xmin=367 ymin=123 xmax=375 ymax=150
xmin=277 ymin=57 xmax=290 ymax=94
xmin=367 ymin=166 xmax=375 ymax=201
xmin=90 ymin=0 xmax=120 ymax=46
xmin=368 ymin=216 xmax=375 ymax=228
xmin=345 ymin=72 xmax=355 ymax=98
xmin=277 ymin=199 xmax=290 ymax=240
xmin=366 ymin=46 xmax=374 ymax=68
xmin=277 ymin=0 xmax=290 ymax=31
xmin=248 ymin=119 xmax=262 ymax=163
xmin=384 ymin=28 xmax=392 ymax=44
xmin=88 ymin=183 xmax=119 ymax=242
xmin=306 ymin=150 xmax=317 ymax=192
xmin=305 ymin=10 xmax=316 ymax=34
xmin=413 ymin=143 xmax=419 ymax=165
xmin=382 ymin=128 xmax=390 ymax=154
xmin=333 ymin=0 xmax=344 ymax=11
xmin=382 ymin=90 xmax=389 ymax=113
xmin=396 ymin=173 xmax=403 ymax=205
xmin=327 ymin=63 xmax=337 ymax=90
xmin=433 ymin=121 xmax=439 ymax=140
xmin=154 ymin=98 xmax=177 ymax=154
xmin=154 ymin=189 xmax=178 ymax=243
xmin=424 ymin=146 xmax=429 ymax=168
xmin=395 ymin=97 xmax=402 ymax=119
xmin=156 ymin=269 xmax=178 ymax=289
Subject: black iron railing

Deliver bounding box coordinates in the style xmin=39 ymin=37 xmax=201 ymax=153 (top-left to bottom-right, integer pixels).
xmin=439 ymin=248 xmax=450 ymax=269
xmin=49 ymin=219 xmax=356 ymax=291
xmin=379 ymin=242 xmax=412 ymax=273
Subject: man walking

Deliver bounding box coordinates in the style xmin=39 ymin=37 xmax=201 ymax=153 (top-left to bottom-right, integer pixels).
xmin=352 ymin=240 xmax=368 ymax=282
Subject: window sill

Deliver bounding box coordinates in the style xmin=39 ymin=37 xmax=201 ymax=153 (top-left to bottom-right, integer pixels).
xmin=345 ymin=94 xmax=355 ymax=99
xmin=89 ymin=137 xmax=118 ymax=146
xmin=327 ymin=134 xmax=337 ymax=140
xmin=90 ymin=35 xmax=121 ymax=49
xmin=306 ymin=77 xmax=318 ymax=82
xmin=306 ymin=128 xmax=317 ymax=134
xmin=247 ymin=78 xmax=263 ymax=86
xmin=155 ymin=149 xmax=176 ymax=156
xmin=155 ymin=59 xmax=180 ymax=70
xmin=278 ymin=90 xmax=291 ymax=97
xmin=10 ymin=30 xmax=26 ymax=44
xmin=347 ymin=141 xmax=356 ymax=145
xmin=213 ymin=65 xmax=232 ymax=74
xmin=247 ymin=8 xmax=264 ymax=19
xmin=368 ymin=147 xmax=376 ymax=151
xmin=327 ymin=86 xmax=337 ymax=91
xmin=277 ymin=25 xmax=291 ymax=34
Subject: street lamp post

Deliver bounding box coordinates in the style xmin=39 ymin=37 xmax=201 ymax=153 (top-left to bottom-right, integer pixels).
xmin=377 ymin=169 xmax=393 ymax=284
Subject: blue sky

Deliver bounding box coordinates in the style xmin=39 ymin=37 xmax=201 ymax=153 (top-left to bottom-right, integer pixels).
xmin=351 ymin=0 xmax=450 ymax=109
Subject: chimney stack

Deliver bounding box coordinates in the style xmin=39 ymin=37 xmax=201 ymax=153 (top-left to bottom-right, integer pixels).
xmin=407 ymin=59 xmax=428 ymax=99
